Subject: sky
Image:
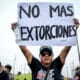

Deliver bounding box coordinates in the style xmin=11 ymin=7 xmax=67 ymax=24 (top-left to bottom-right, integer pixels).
xmin=0 ymin=0 xmax=80 ymax=78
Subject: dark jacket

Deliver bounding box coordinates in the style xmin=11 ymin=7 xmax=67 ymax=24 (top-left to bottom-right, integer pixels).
xmin=0 ymin=71 xmax=9 ymax=80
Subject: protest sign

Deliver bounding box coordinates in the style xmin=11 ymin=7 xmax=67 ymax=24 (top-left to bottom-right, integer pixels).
xmin=16 ymin=2 xmax=76 ymax=46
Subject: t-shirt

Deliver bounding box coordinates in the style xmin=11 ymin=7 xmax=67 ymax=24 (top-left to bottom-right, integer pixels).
xmin=28 ymin=56 xmax=63 ymax=80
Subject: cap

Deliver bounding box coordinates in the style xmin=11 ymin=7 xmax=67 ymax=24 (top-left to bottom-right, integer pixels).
xmin=40 ymin=46 xmax=53 ymax=54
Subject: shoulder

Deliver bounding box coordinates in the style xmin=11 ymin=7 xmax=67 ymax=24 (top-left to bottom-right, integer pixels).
xmin=53 ymin=56 xmax=61 ymax=62
xmin=1 ymin=71 xmax=9 ymax=79
xmin=52 ymin=56 xmax=63 ymax=66
xmin=29 ymin=56 xmax=41 ymax=65
xmin=2 ymin=71 xmax=8 ymax=76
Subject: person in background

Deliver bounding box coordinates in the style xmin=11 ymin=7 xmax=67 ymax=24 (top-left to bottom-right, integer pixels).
xmin=0 ymin=62 xmax=9 ymax=80
xmin=74 ymin=66 xmax=80 ymax=80
xmin=11 ymin=18 xmax=79 ymax=80
xmin=4 ymin=64 xmax=14 ymax=80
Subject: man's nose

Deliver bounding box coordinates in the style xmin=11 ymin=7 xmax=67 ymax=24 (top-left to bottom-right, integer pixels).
xmin=45 ymin=54 xmax=49 ymax=56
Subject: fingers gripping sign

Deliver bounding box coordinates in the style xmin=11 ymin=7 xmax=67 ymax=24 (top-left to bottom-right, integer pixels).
xmin=11 ymin=22 xmax=21 ymax=42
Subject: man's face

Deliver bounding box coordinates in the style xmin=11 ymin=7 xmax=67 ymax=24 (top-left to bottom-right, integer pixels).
xmin=4 ymin=68 xmax=10 ymax=74
xmin=40 ymin=51 xmax=53 ymax=67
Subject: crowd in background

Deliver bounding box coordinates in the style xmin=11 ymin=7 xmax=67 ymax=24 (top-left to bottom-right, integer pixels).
xmin=0 ymin=62 xmax=14 ymax=80
xmin=1 ymin=61 xmax=80 ymax=80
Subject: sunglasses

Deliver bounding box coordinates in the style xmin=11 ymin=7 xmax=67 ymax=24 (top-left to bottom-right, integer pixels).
xmin=41 ymin=51 xmax=52 ymax=56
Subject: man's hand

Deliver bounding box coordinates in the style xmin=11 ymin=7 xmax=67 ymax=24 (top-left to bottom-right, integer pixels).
xmin=11 ymin=22 xmax=21 ymax=41
xmin=74 ymin=18 xmax=80 ymax=29
xmin=11 ymin=22 xmax=18 ymax=30
xmin=11 ymin=22 xmax=33 ymax=64
xmin=60 ymin=18 xmax=79 ymax=64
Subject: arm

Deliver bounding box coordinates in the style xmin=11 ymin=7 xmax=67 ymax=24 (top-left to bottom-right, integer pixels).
xmin=60 ymin=18 xmax=79 ymax=64
xmin=59 ymin=46 xmax=71 ymax=64
xmin=11 ymin=22 xmax=33 ymax=64
xmin=19 ymin=46 xmax=33 ymax=64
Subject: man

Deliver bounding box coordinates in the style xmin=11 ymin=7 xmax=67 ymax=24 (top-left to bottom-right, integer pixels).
xmin=4 ymin=64 xmax=14 ymax=80
xmin=74 ymin=66 xmax=80 ymax=80
xmin=0 ymin=62 xmax=9 ymax=80
xmin=11 ymin=18 xmax=79 ymax=80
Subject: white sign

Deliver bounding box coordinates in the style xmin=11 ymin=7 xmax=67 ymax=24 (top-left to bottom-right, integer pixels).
xmin=17 ymin=2 xmax=77 ymax=46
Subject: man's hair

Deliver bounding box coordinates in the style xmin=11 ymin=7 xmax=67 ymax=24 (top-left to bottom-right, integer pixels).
xmin=5 ymin=64 xmax=12 ymax=71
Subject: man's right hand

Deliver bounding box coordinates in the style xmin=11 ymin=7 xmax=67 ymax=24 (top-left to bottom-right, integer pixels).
xmin=11 ymin=22 xmax=33 ymax=64
xmin=11 ymin=22 xmax=18 ymax=30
